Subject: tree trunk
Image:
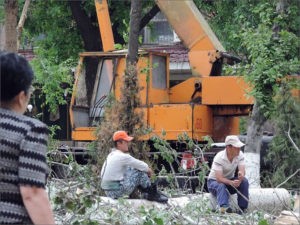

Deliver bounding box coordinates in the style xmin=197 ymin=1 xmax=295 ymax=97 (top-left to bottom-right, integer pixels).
xmin=98 ymin=188 xmax=290 ymax=214
xmin=120 ymin=0 xmax=142 ymax=134
xmin=244 ymin=102 xmax=267 ymax=188
xmin=126 ymin=0 xmax=142 ymax=65
xmin=4 ymin=0 xmax=18 ymax=52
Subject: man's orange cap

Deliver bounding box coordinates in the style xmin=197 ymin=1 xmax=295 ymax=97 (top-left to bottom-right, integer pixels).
xmin=113 ymin=130 xmax=134 ymax=142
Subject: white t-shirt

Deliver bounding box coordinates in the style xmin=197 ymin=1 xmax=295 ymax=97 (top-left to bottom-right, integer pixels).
xmin=208 ymin=149 xmax=245 ymax=180
xmin=101 ymin=148 xmax=149 ymax=181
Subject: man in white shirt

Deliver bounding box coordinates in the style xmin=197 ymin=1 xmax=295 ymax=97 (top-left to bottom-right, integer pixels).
xmin=207 ymin=135 xmax=249 ymax=214
xmin=101 ymin=130 xmax=168 ymax=203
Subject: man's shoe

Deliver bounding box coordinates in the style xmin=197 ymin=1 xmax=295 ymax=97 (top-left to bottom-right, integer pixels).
xmin=147 ymin=191 xmax=168 ymax=203
xmin=219 ymin=207 xmax=233 ymax=214
xmin=236 ymin=208 xmax=247 ymax=215
xmin=140 ymin=183 xmax=168 ymax=203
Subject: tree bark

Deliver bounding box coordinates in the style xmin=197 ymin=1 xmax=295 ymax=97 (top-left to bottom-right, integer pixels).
xmin=121 ymin=0 xmax=142 ymax=135
xmin=4 ymin=0 xmax=18 ymax=52
xmin=126 ymin=0 xmax=142 ymax=65
xmin=244 ymin=102 xmax=267 ymax=188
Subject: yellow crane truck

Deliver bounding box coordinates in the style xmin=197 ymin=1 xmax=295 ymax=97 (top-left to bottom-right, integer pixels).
xmin=69 ymin=0 xmax=253 ymax=146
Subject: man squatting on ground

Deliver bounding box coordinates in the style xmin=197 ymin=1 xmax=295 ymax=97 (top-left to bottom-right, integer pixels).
xmin=207 ymin=135 xmax=249 ymax=213
xmin=0 ymin=52 xmax=55 ymax=224
xmin=100 ymin=131 xmax=168 ymax=203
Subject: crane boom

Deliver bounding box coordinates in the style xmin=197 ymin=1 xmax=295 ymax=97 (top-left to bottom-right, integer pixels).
xmin=94 ymin=0 xmax=115 ymax=51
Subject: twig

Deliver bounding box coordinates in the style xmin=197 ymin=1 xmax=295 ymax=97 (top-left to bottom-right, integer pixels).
xmin=173 ymin=210 xmax=197 ymax=225
xmin=276 ymin=168 xmax=300 ymax=188
xmin=285 ymin=124 xmax=300 ymax=153
xmin=169 ymin=162 xmax=180 ymax=189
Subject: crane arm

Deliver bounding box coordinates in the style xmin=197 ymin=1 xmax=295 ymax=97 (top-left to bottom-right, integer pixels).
xmin=95 ymin=0 xmax=115 ymax=52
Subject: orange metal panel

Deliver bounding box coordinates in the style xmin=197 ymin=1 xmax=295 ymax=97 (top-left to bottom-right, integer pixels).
xmin=188 ymin=51 xmax=213 ymax=77
xmin=72 ymin=127 xmax=97 ymax=141
xmin=149 ymin=104 xmax=193 ymax=140
xmin=169 ymin=77 xmax=202 ymax=103
xmin=148 ymin=104 xmax=212 ymax=141
xmin=192 ymin=105 xmax=213 ymax=140
xmin=202 ymin=76 xmax=253 ymax=105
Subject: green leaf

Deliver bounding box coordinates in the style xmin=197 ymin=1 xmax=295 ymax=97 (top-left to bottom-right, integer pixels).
xmin=154 ymin=217 xmax=164 ymax=225
xmin=258 ymin=219 xmax=269 ymax=225
xmin=65 ymin=201 xmax=76 ymax=211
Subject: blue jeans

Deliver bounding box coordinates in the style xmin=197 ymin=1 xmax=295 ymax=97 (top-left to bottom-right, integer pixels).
xmin=104 ymin=167 xmax=151 ymax=199
xmin=208 ymin=178 xmax=249 ymax=209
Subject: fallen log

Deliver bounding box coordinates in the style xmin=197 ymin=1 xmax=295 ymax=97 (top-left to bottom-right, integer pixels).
xmin=274 ymin=211 xmax=300 ymax=225
xmin=99 ymin=188 xmax=291 ymax=213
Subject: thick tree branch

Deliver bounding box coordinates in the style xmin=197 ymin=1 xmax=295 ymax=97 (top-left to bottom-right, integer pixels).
xmin=139 ymin=4 xmax=160 ymax=31
xmin=17 ymin=0 xmax=30 ymax=49
xmin=68 ymin=0 xmax=101 ymax=51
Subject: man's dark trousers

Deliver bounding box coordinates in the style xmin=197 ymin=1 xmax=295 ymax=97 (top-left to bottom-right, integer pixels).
xmin=207 ymin=178 xmax=249 ymax=209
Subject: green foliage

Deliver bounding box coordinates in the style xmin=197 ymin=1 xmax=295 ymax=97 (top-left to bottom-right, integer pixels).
xmin=262 ymin=80 xmax=300 ymax=189
xmin=0 ymin=1 xmax=4 ymax=24
xmin=195 ymin=0 xmax=300 ymax=117
xmin=151 ymin=132 xmax=211 ymax=193
xmin=25 ymin=1 xmax=83 ymax=61
xmin=30 ymin=54 xmax=75 ymax=113
xmin=23 ymin=1 xmax=83 ymax=113
xmin=194 ymin=0 xmax=261 ymax=54
xmin=258 ymin=219 xmax=270 ymax=225
xmin=47 ymin=125 xmax=61 ymax=152
xmin=239 ymin=117 xmax=248 ymax=134
xmin=239 ymin=2 xmax=300 ymax=118
xmin=152 ymin=134 xmax=177 ymax=165
xmin=140 ymin=206 xmax=165 ymax=225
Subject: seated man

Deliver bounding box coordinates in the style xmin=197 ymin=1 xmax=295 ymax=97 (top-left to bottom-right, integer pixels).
xmin=100 ymin=130 xmax=168 ymax=203
xmin=207 ymin=135 xmax=249 ymax=213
